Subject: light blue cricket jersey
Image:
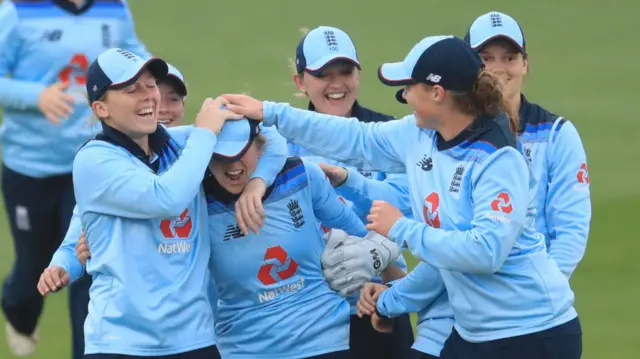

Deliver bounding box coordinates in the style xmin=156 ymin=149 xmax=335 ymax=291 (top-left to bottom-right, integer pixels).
xmin=73 ymin=125 xmax=216 ymax=356
xmin=51 ymin=123 xmax=289 ymax=352
xmin=205 ymin=157 xmax=367 ymax=359
xmin=0 ymin=0 xmax=150 ymax=178
xmin=260 ymin=102 xmax=578 ymax=343
xmin=518 ymin=96 xmax=591 ymax=278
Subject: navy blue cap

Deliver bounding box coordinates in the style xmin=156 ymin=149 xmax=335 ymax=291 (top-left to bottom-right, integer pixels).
xmin=377 ymin=36 xmax=484 ymax=104
xmin=295 ymin=26 xmax=360 ymax=76
xmin=164 ymin=62 xmax=188 ymax=97
xmin=86 ymin=48 xmax=168 ymax=103
xmin=464 ymin=12 xmax=526 ymax=54
xmin=212 ymin=119 xmax=261 ymax=162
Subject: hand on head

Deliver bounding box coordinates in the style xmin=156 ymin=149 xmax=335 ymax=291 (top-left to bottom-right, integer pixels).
xmin=195 ymin=96 xmax=244 ymax=134
xmin=221 ymin=94 xmax=265 ymax=121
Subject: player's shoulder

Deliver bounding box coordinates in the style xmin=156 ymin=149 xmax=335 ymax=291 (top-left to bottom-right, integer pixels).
xmin=264 ymin=157 xmax=310 ymax=202
xmin=467 ymin=113 xmax=518 ymax=154
xmin=76 ymin=137 xmax=128 ymax=161
xmin=518 ymin=95 xmax=569 ymax=134
xmin=352 ymin=102 xmax=395 ymax=123
xmin=277 ymin=156 xmax=308 ymax=181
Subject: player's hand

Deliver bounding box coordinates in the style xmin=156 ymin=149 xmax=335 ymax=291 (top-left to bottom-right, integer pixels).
xmin=356 ymin=282 xmax=388 ymax=317
xmin=221 ymin=94 xmax=264 ymax=121
xmin=366 ymin=201 xmax=404 ymax=237
xmin=37 ymin=266 xmax=70 ymax=296
xmin=321 ymin=231 xmax=401 ymax=297
xmin=371 ymin=312 xmax=395 ymax=333
xmin=195 ymin=96 xmax=244 ymax=135
xmin=37 ymin=82 xmax=75 ymax=124
xmin=75 ymin=231 xmax=91 ymax=266
xmin=236 ymin=178 xmax=267 ymax=235
xmin=318 ymin=163 xmax=348 ymax=188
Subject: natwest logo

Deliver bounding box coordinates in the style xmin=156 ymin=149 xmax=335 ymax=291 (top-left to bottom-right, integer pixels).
xmin=257 ymin=246 xmax=298 ymax=285
xmin=423 ymin=192 xmax=441 ymax=228
xmin=158 ymin=208 xmax=193 ymax=255
xmin=491 ymin=192 xmax=513 ymax=213
xmin=160 ymin=209 xmax=193 ymax=239
xmin=577 ymin=163 xmax=590 ymax=184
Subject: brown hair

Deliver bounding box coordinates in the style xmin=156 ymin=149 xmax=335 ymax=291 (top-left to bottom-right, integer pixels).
xmin=449 ymin=70 xmax=518 ymax=133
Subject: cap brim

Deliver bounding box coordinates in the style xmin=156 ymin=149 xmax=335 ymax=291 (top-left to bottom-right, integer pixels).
xmin=305 ymin=54 xmax=361 ymax=76
xmin=471 ymin=34 xmax=525 ymax=53
xmin=377 ymin=62 xmax=416 ymax=87
xmin=212 ymin=140 xmax=252 ymax=162
xmin=164 ymin=74 xmax=188 ymax=97
xmin=110 ymin=58 xmax=169 ymax=90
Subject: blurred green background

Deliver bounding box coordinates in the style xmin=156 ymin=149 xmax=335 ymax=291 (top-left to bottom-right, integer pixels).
xmin=1 ymin=0 xmax=638 ymax=358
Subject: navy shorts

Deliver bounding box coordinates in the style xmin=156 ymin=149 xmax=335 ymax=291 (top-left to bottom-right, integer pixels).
xmin=349 ymin=313 xmax=414 ymax=359
xmin=406 ymin=348 xmax=439 ymax=359
xmin=84 ymin=345 xmax=221 ymax=359
xmin=439 ymin=317 xmax=582 ymax=359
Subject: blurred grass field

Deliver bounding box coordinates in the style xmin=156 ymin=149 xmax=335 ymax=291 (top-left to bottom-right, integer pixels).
xmin=1 ymin=0 xmax=639 ymax=358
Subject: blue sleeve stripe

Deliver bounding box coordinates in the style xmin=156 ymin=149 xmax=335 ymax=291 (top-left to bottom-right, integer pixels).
xmin=443 ymin=148 xmax=491 ymax=164
xmin=522 ymin=119 xmax=565 ymax=135
xmin=458 ymin=140 xmax=498 ymax=154
xmin=267 ymin=163 xmax=308 ymax=202
xmin=15 ymin=3 xmax=125 ymax=18
xmin=520 ymin=118 xmax=566 ymax=143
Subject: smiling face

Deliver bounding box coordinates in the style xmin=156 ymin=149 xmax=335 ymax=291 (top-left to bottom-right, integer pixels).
xmin=91 ymin=69 xmax=161 ymax=139
xmin=399 ymin=83 xmax=448 ymax=130
xmin=210 ymin=136 xmax=265 ymax=194
xmin=477 ymin=38 xmax=528 ymax=100
xmin=157 ymin=80 xmax=185 ymax=127
xmin=294 ymin=60 xmax=360 ymax=116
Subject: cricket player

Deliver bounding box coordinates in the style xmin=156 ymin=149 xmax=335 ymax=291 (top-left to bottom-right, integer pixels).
xmin=288 ymin=25 xmax=415 ymax=359
xmin=328 ymin=13 xmax=592 ymax=359
xmin=464 ymin=11 xmax=591 ymax=279
xmin=220 ymin=35 xmax=583 ymax=359
xmin=0 ymin=1 xmax=150 ymax=357
xmin=157 ymin=63 xmax=188 ymax=127
xmin=38 ymin=47 xmax=289 ymax=358
xmin=204 ymin=118 xmax=400 ymax=359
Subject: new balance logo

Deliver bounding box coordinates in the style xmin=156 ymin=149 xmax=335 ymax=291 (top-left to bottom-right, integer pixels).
xmin=287 ymin=199 xmax=305 ymax=228
xmin=357 ymin=168 xmax=372 ymax=178
xmin=426 ymin=73 xmax=441 ymax=83
xmin=490 ymin=13 xmax=503 ymax=27
xmin=417 ymin=155 xmax=433 ymax=171
xmin=224 ymin=224 xmax=244 ymax=241
xmin=324 ymin=30 xmax=339 ymax=51
xmin=42 ymin=30 xmax=62 ymax=42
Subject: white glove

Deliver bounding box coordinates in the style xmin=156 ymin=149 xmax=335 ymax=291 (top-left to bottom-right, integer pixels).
xmin=321 ymin=231 xmax=401 ymax=297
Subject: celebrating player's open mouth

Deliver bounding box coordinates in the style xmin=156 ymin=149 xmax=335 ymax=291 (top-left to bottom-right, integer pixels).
xmin=224 ymin=167 xmax=245 ymax=184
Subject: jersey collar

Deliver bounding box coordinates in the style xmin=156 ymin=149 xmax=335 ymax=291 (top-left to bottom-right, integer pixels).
xmin=95 ymin=123 xmax=170 ymax=173
xmin=53 ymin=0 xmax=95 ymax=15
xmin=435 ymin=115 xmax=494 ymax=151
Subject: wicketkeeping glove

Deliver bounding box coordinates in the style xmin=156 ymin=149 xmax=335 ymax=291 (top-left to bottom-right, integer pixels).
xmin=321 ymin=231 xmax=401 ymax=297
